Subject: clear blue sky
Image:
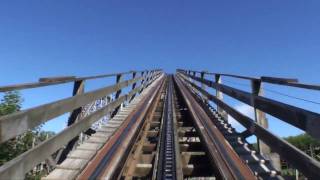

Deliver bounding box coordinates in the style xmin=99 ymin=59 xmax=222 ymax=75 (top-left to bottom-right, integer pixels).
xmin=1 ymin=1 xmax=320 ymax=139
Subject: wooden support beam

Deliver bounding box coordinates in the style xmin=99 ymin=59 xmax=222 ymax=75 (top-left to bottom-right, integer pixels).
xmin=135 ymin=164 xmax=152 ymax=176
xmin=142 ymin=143 xmax=156 ymax=153
xmin=251 ymin=79 xmax=270 ymax=155
xmin=129 ymin=71 xmax=137 ymax=102
xmin=111 ymin=74 xmax=124 ymax=118
xmin=57 ymin=80 xmax=85 ymax=164
xmin=139 ymin=71 xmax=146 ymax=94
xmin=251 ymin=80 xmax=281 ymax=171
xmin=215 ymin=74 xmax=228 ymax=121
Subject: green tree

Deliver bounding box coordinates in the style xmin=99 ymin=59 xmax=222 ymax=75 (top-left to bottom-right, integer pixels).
xmin=0 ymin=91 xmax=22 ymax=116
xmin=285 ymin=134 xmax=320 ymax=150
xmin=0 ymin=91 xmax=25 ymax=165
xmin=285 ymin=133 xmax=320 ymax=161
xmin=0 ymin=91 xmax=56 ymax=179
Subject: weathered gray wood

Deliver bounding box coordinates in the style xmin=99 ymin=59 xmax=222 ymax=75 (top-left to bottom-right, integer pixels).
xmin=0 ymin=73 xmax=163 ymax=179
xmin=251 ymin=80 xmax=281 ymax=170
xmin=76 ymin=71 xmax=132 ymax=81
xmin=261 ymin=76 xmax=298 ymax=84
xmin=39 ymin=76 xmax=76 ymax=83
xmin=139 ymin=71 xmax=146 ymax=94
xmin=57 ymin=80 xmax=85 ymax=164
xmin=182 ymin=72 xmax=320 ymax=140
xmin=43 ymin=74 xmax=162 ymax=180
xmin=76 ymin=69 xmax=161 ymax=81
xmin=261 ymin=76 xmax=320 ymax=90
xmin=76 ymin=143 xmax=102 ymax=151
xmin=111 ymin=74 xmax=123 ymax=118
xmin=216 ymin=73 xmax=259 ymax=80
xmin=180 ymin=69 xmax=320 ymax=91
xmin=130 ymin=71 xmax=137 ymax=102
xmin=251 ymin=80 xmax=270 ymax=155
xmin=67 ymin=150 xmax=96 ymax=160
xmin=56 ymin=158 xmax=89 ymax=170
xmin=177 ymin=69 xmax=259 ymax=81
xmin=0 ymin=70 xmax=161 ymax=92
xmin=0 ymin=81 xmax=74 ymax=92
xmin=179 ymin=75 xmax=320 ymax=179
xmin=200 ymin=71 xmax=207 ymax=90
xmin=0 ymin=77 xmax=141 ymax=143
xmin=0 ymin=93 xmax=129 ymax=179
xmin=42 ymin=169 xmax=79 ymax=180
xmin=215 ymin=74 xmax=228 ymax=120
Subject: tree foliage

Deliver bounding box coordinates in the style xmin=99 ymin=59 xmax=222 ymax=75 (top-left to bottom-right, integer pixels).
xmin=0 ymin=91 xmax=22 ymax=116
xmin=0 ymin=91 xmax=25 ymax=165
xmin=285 ymin=133 xmax=320 ymax=151
xmin=0 ymin=91 xmax=55 ymax=166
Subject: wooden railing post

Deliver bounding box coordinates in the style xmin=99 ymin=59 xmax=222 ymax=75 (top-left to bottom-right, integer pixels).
xmin=129 ymin=71 xmax=137 ymax=102
xmin=147 ymin=70 xmax=152 ymax=84
xmin=192 ymin=71 xmax=196 ymax=83
xmin=200 ymin=71 xmax=206 ymax=90
xmin=57 ymin=80 xmax=85 ymax=164
xmin=148 ymin=70 xmax=153 ymax=84
xmin=200 ymin=71 xmax=208 ymax=102
xmin=251 ymin=79 xmax=281 ymax=170
xmin=215 ymin=74 xmax=228 ymax=120
xmin=145 ymin=70 xmax=149 ymax=82
xmin=139 ymin=71 xmax=146 ymax=94
xmin=111 ymin=74 xmax=123 ymax=118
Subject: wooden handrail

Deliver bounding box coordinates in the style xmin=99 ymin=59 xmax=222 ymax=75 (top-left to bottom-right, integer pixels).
xmin=0 ymin=71 xmax=163 ymax=179
xmin=0 ymin=69 xmax=162 ymax=92
xmin=177 ymin=73 xmax=320 ymax=179
xmin=178 ymin=69 xmax=320 ymax=91
xmin=179 ymin=71 xmax=320 ymax=141
xmin=0 ymin=71 xmax=162 ymax=143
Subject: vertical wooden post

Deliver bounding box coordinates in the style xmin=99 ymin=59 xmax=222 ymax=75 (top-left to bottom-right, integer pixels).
xmin=200 ymin=71 xmax=208 ymax=102
xmin=57 ymin=80 xmax=85 ymax=164
xmin=129 ymin=71 xmax=137 ymax=102
xmin=251 ymin=80 xmax=281 ymax=170
xmin=67 ymin=80 xmax=85 ymax=126
xmin=139 ymin=71 xmax=146 ymax=93
xmin=147 ymin=70 xmax=154 ymax=87
xmin=111 ymin=74 xmax=123 ymax=118
xmin=148 ymin=70 xmax=153 ymax=84
xmin=146 ymin=70 xmax=150 ymax=83
xmin=251 ymin=80 xmax=269 ymax=153
xmin=215 ymin=74 xmax=228 ymax=121
xmin=187 ymin=70 xmax=191 ymax=82
xmin=200 ymin=71 xmax=206 ymax=90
